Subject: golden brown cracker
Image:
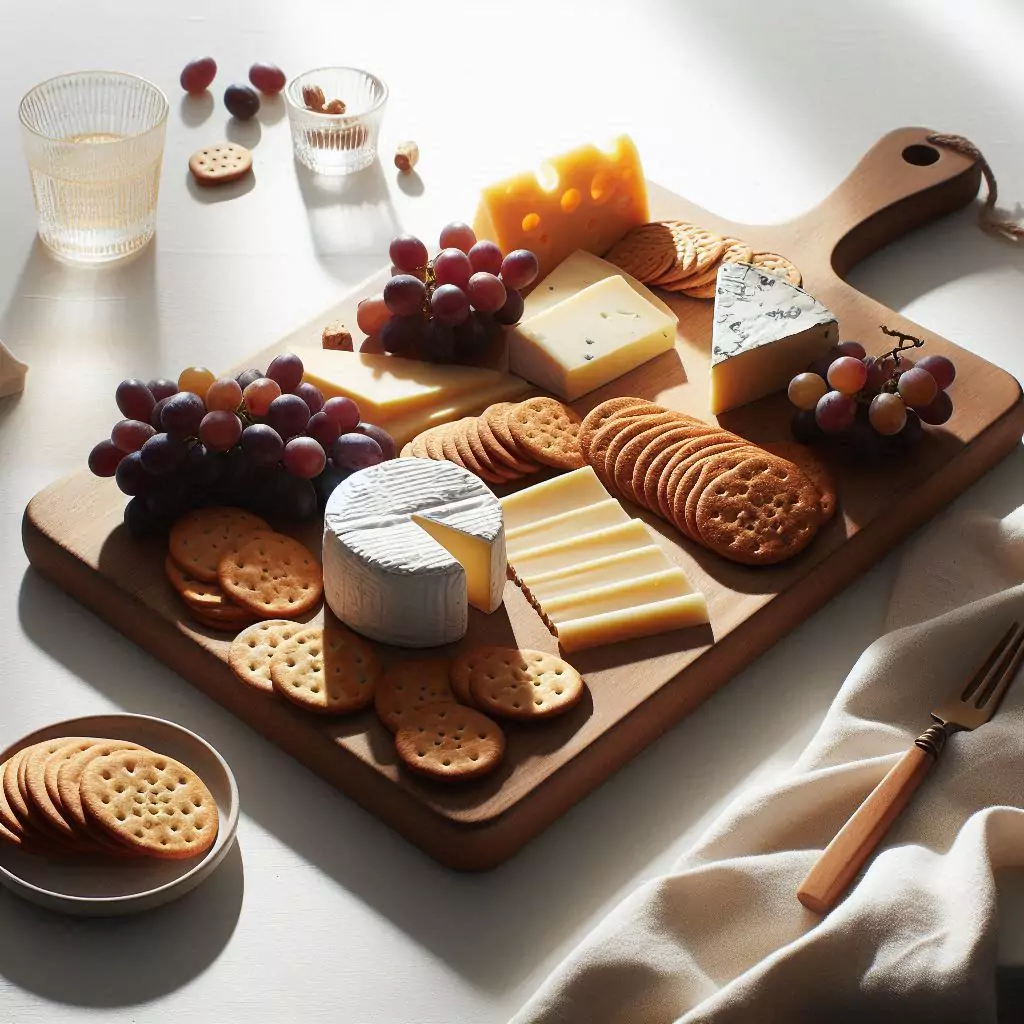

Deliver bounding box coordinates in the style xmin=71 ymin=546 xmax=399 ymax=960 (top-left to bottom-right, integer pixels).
xmin=229 ymin=619 xmax=305 ymax=695
xmin=218 ymin=532 xmax=323 ymax=617
xmin=188 ymin=142 xmax=253 ymax=186
xmin=169 ymin=507 xmax=270 ymax=583
xmin=270 ymin=621 xmax=380 ymax=714
xmin=695 ymin=455 xmax=821 ymax=565
xmin=374 ymin=658 xmax=456 ymax=733
xmin=81 ymin=749 xmax=218 ymax=860
xmin=394 ymin=704 xmax=505 ymax=781
xmin=509 ymin=398 xmax=584 ymax=470
xmin=466 ymin=647 xmax=585 ymax=721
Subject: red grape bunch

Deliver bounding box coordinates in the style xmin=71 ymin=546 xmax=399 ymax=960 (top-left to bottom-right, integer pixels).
xmin=356 ymin=222 xmax=540 ymax=364
xmin=88 ymin=353 xmax=395 ymax=535
xmin=788 ymin=331 xmax=956 ymax=457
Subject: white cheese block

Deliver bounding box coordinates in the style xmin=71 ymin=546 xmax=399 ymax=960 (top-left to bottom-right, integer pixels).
xmin=508 ymin=275 xmax=678 ymax=402
xmin=323 ymin=459 xmax=505 ymax=648
xmin=710 ymin=262 xmax=838 ymax=414
xmin=500 ymin=466 xmax=611 ymax=532
xmin=526 ymin=250 xmax=677 ymax=322
xmin=524 ymin=545 xmax=675 ymax=602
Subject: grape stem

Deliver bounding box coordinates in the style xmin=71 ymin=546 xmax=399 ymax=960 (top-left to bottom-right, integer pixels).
xmin=879 ymin=324 xmax=925 ymax=364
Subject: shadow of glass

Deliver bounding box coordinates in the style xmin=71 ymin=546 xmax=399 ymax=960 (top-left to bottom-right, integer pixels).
xmin=293 ymin=158 xmax=400 ymax=276
xmin=0 ymin=237 xmax=162 ymax=383
xmin=0 ymin=840 xmax=243 ymax=1006
xmin=178 ymin=92 xmax=214 ymax=127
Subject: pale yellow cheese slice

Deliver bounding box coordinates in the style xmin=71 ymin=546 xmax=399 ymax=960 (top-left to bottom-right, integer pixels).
xmin=293 ymin=347 xmax=530 ymax=424
xmin=505 ymin=499 xmax=629 ymax=558
xmin=544 ymin=568 xmax=695 ymax=623
xmin=525 ymin=545 xmax=674 ymax=603
xmin=500 ymin=466 xmax=611 ymax=533
xmin=525 ymin=250 xmax=677 ymax=322
xmin=409 ymin=514 xmax=504 ymax=614
xmin=508 ymin=275 xmax=677 ymax=402
xmin=378 ymin=377 xmax=534 ymax=447
xmin=514 ymin=520 xmax=652 ymax=580
xmin=556 ymin=595 xmax=710 ymax=653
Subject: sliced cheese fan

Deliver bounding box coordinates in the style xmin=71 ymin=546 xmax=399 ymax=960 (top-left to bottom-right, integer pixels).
xmin=502 ymin=467 xmax=709 ymax=651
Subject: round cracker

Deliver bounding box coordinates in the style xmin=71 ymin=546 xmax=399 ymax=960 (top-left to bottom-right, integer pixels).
xmin=269 ymin=622 xmax=380 ymax=714
xmin=751 ymin=251 xmax=802 ymax=286
xmin=762 ymin=440 xmax=838 ymax=522
xmin=57 ymin=740 xmax=143 ymax=833
xmin=481 ymin=403 xmax=540 ymax=473
xmin=676 ymin=237 xmax=753 ymax=291
xmin=188 ymin=142 xmax=253 ymax=186
xmin=679 ymin=447 xmax=762 ymax=540
xmin=465 ymin=417 xmax=518 ymax=482
xmin=649 ymin=222 xmax=698 ymax=285
xmin=169 ymin=507 xmax=270 ymax=583
xmin=602 ymin=411 xmax=685 ymax=498
xmin=578 ymin=398 xmax=661 ymax=461
xmin=394 ymin=704 xmax=505 ymax=782
xmin=658 ymin=225 xmax=727 ymax=285
xmin=509 ymin=398 xmax=584 ymax=470
xmin=695 ymin=455 xmax=821 ymax=565
xmin=374 ymin=658 xmax=456 ymax=733
xmin=604 ymin=222 xmax=678 ymax=282
xmin=25 ymin=736 xmax=99 ymax=842
xmin=657 ymin=435 xmax=742 ymax=521
xmin=467 ymin=647 xmax=585 ymax=720
xmin=218 ymin=532 xmax=323 ymax=617
xmin=81 ymin=749 xmax=218 ymax=860
xmin=440 ymin=423 xmax=466 ymax=468
xmin=229 ymin=619 xmax=305 ymax=695
xmin=639 ymin=431 xmax=708 ymax=512
xmin=627 ymin=423 xmax=709 ymax=509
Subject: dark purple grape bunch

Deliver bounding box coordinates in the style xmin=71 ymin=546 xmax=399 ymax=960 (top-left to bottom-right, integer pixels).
xmin=88 ymin=353 xmax=395 ymax=535
xmin=180 ymin=58 xmax=287 ymax=122
xmin=356 ymin=222 xmax=539 ymax=364
xmin=788 ymin=327 xmax=956 ymax=457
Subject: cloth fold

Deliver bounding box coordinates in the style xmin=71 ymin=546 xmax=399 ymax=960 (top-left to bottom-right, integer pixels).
xmin=514 ymin=503 xmax=1024 ymax=1023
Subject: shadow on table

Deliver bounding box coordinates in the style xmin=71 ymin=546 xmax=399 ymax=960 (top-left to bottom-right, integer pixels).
xmin=0 ymin=841 xmax=243 ymax=1006
xmin=293 ymin=158 xmax=400 ymax=283
xmin=0 ymin=237 xmax=161 ymax=379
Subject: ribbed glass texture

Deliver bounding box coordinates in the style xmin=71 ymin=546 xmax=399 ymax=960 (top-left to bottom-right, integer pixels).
xmin=286 ymin=68 xmax=387 ymax=176
xmin=19 ymin=72 xmax=168 ymax=263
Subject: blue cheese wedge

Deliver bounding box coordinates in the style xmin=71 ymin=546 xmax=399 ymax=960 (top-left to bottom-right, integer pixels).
xmin=710 ymin=262 xmax=838 ymax=415
xmin=509 ymin=275 xmax=678 ymax=402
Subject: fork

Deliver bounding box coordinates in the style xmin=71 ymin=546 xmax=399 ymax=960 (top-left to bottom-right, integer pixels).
xmin=797 ymin=620 xmax=1024 ymax=914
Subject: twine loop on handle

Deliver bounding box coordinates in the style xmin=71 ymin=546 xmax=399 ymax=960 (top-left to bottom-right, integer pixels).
xmin=927 ymin=132 xmax=1024 ymax=241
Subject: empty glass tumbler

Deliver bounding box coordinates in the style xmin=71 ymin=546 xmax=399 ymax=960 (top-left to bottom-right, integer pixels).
xmin=19 ymin=71 xmax=169 ymax=263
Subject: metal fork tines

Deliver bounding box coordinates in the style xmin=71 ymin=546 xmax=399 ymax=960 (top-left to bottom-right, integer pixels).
xmin=933 ymin=620 xmax=1024 ymax=731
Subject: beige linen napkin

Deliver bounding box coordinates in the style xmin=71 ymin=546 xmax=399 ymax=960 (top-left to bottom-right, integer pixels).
xmin=514 ymin=502 xmax=1024 ymax=1023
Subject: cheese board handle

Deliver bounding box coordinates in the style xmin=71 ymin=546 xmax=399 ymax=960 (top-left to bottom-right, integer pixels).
xmin=799 ymin=127 xmax=982 ymax=279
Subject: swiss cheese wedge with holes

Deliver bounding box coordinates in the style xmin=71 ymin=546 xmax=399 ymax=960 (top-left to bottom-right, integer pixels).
xmin=473 ymin=136 xmax=649 ymax=281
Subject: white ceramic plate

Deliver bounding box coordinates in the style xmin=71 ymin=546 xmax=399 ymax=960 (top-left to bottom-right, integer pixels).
xmin=0 ymin=714 xmax=239 ymax=916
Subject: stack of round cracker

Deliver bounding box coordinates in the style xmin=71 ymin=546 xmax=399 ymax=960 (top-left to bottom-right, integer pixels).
xmin=399 ymin=398 xmax=585 ymax=485
xmin=0 ymin=737 xmax=218 ymax=860
xmin=373 ymin=646 xmax=586 ymax=782
xmin=165 ymin=507 xmax=322 ymax=634
xmin=604 ymin=220 xmax=802 ymax=300
xmin=579 ymin=399 xmax=836 ymax=566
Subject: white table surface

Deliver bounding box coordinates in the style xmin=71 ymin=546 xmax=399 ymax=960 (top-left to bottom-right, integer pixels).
xmin=2 ymin=1 xmax=1023 ymax=1020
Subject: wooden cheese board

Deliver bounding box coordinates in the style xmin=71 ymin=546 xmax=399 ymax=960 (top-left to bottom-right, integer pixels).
xmin=23 ymin=127 xmax=1024 ymax=869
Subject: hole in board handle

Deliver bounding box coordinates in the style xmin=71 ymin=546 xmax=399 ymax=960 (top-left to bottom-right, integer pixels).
xmin=902 ymin=144 xmax=940 ymax=167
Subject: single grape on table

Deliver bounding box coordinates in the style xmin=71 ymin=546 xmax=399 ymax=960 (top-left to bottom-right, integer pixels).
xmin=180 ymin=57 xmax=217 ymax=94
xmin=248 ymin=63 xmax=286 ymax=94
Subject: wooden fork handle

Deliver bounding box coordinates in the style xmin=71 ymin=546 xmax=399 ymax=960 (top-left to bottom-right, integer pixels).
xmin=797 ymin=731 xmax=944 ymax=914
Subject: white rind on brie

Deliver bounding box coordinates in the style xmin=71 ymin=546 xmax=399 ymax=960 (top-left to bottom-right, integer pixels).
xmin=323 ymin=459 xmax=505 ymax=648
